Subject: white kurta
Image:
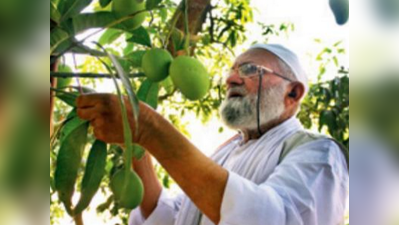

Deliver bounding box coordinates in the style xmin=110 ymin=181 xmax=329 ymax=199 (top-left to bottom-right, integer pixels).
xmin=129 ymin=117 xmax=349 ymax=225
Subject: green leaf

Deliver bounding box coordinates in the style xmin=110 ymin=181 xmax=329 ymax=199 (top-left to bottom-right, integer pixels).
xmin=123 ymin=43 xmax=135 ymax=55
xmin=171 ymin=28 xmax=184 ymax=51
xmin=137 ymin=79 xmax=159 ymax=109
xmin=160 ymin=76 xmax=174 ymax=94
xmin=70 ymin=86 xmax=97 ymax=94
xmin=105 ymin=66 xmax=135 ymax=171
xmin=51 ymin=37 xmax=74 ymax=56
xmin=319 ymin=110 xmax=336 ymax=132
xmin=133 ymin=144 xmax=145 ymax=160
xmin=54 ymin=122 xmax=89 ymax=215
xmin=58 ymin=0 xmax=93 ymax=22
xmin=125 ymin=50 xmax=146 ymax=67
xmin=51 ymin=28 xmax=69 ymax=55
xmin=162 ymin=174 xmax=170 ymax=188
xmin=107 ymin=53 xmax=140 ymax=128
xmin=99 ymin=0 xmax=112 ymax=8
xmin=72 ymin=12 xmax=121 ymax=34
xmin=333 ymin=40 xmax=343 ymax=47
xmin=56 ymin=92 xmax=78 ymax=107
xmin=51 ymin=0 xmax=61 ymax=23
xmin=74 ymin=140 xmax=107 ymax=215
xmin=146 ymin=0 xmax=162 ymax=10
xmin=333 ymin=56 xmax=339 ymax=67
xmin=126 ymin=27 xmax=152 ymax=47
xmin=60 ymin=112 xmax=87 ymax=143
xmin=99 ymin=28 xmax=124 ymax=45
xmin=159 ymin=8 xmax=168 ymax=22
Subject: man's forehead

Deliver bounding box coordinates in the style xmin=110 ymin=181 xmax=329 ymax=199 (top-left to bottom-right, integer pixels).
xmin=234 ymin=49 xmax=278 ymax=66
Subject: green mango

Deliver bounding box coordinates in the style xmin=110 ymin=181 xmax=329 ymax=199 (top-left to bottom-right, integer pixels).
xmin=169 ymin=56 xmax=210 ymax=100
xmin=142 ymin=49 xmax=173 ymax=82
xmin=110 ymin=169 xmax=144 ymax=209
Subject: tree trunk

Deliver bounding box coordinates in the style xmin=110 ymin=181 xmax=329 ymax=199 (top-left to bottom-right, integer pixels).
xmin=50 ymin=57 xmax=58 ymax=138
xmin=168 ymin=0 xmax=211 ymax=56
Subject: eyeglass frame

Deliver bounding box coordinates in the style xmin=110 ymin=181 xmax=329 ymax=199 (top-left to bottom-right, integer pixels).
xmin=227 ymin=63 xmax=294 ymax=82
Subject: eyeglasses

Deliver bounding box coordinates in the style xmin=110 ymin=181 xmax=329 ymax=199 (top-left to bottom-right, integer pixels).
xmin=227 ymin=63 xmax=293 ymax=82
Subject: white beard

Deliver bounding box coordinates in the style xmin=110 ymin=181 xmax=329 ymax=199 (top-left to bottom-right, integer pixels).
xmin=219 ymin=83 xmax=287 ymax=131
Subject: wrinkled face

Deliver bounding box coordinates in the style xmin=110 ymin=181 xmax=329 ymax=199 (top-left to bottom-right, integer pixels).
xmin=220 ymin=49 xmax=289 ymax=130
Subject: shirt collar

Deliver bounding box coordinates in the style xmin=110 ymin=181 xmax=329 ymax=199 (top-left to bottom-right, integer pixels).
xmin=237 ymin=117 xmax=303 ymax=146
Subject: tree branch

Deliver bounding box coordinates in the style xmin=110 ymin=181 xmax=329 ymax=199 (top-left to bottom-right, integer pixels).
xmin=158 ymin=89 xmax=177 ymax=101
xmin=167 ymin=0 xmax=211 ymax=56
xmin=50 ymin=72 xmax=145 ymax=79
xmin=74 ymin=213 xmax=84 ymax=225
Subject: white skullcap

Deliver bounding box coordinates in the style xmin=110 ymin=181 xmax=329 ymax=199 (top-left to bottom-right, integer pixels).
xmin=249 ymin=43 xmax=309 ymax=92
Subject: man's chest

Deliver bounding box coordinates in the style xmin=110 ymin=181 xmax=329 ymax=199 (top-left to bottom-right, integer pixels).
xmin=214 ymin=140 xmax=285 ymax=184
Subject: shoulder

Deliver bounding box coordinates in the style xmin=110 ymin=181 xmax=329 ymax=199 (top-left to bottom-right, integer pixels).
xmin=282 ymin=135 xmax=348 ymax=172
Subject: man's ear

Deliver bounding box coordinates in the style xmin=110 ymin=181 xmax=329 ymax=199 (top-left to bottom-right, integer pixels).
xmin=287 ymin=82 xmax=305 ymax=102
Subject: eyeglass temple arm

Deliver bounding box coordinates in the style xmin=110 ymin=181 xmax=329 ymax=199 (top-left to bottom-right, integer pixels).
xmin=260 ymin=67 xmax=293 ymax=82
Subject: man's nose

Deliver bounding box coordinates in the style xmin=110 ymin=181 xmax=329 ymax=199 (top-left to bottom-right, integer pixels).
xmin=226 ymin=71 xmax=244 ymax=89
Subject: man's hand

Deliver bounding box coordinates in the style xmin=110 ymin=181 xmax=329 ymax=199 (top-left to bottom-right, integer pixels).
xmin=76 ymin=93 xmax=228 ymax=224
xmin=77 ymin=94 xmax=164 ymax=219
xmin=76 ymin=93 xmax=146 ymax=144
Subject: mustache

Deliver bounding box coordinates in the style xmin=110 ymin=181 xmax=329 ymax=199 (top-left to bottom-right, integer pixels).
xmin=226 ymin=87 xmax=248 ymax=96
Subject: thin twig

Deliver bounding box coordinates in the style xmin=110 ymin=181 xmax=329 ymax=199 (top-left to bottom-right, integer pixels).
xmin=158 ymin=89 xmax=177 ymax=101
xmin=164 ymin=8 xmax=181 ymax=49
xmin=183 ymin=0 xmax=191 ymax=55
xmin=50 ymin=71 xmax=145 ymax=79
xmin=72 ymin=54 xmax=84 ymax=94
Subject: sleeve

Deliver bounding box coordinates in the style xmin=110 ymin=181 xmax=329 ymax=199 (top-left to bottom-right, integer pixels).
xmin=218 ymin=139 xmax=349 ymax=225
xmin=129 ymin=189 xmax=184 ymax=225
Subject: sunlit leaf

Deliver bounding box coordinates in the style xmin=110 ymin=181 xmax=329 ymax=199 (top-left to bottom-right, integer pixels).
xmin=59 ymin=110 xmax=87 ymax=143
xmin=99 ymin=28 xmax=124 ymax=45
xmin=133 ymin=144 xmax=145 ymax=160
xmin=125 ymin=50 xmax=147 ymax=67
xmin=126 ymin=26 xmax=152 ymax=47
xmin=56 ymin=92 xmax=78 ymax=107
xmin=72 ymin=12 xmax=121 ymax=34
xmin=137 ymin=79 xmax=159 ymax=109
xmin=58 ymin=0 xmax=93 ymax=22
xmin=50 ymin=28 xmax=69 ymax=55
xmin=51 ymin=0 xmax=61 ymax=23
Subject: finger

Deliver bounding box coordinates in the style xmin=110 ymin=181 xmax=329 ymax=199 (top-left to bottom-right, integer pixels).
xmin=91 ymin=117 xmax=105 ymax=128
xmin=93 ymin=127 xmax=114 ymax=143
xmin=76 ymin=93 xmax=112 ymax=108
xmin=93 ymin=128 xmax=106 ymax=142
xmin=77 ymin=107 xmax=101 ymax=121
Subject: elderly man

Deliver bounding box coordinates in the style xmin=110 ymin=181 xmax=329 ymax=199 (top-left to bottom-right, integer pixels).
xmin=77 ymin=44 xmax=349 ymax=225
